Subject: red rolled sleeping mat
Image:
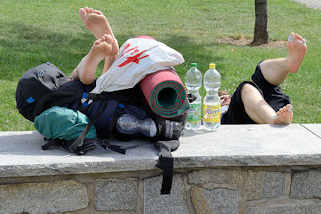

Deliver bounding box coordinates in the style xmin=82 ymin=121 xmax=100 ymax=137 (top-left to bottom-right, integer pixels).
xmin=140 ymin=69 xmax=189 ymax=118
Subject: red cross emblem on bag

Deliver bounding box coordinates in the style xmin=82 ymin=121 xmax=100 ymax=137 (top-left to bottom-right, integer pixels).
xmin=118 ymin=43 xmax=150 ymax=68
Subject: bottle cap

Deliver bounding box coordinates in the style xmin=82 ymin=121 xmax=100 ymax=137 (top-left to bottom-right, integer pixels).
xmin=191 ymin=63 xmax=197 ymax=67
xmin=209 ymin=63 xmax=216 ymax=69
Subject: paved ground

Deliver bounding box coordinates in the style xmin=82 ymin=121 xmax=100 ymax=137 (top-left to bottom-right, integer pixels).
xmin=293 ymin=0 xmax=321 ymax=10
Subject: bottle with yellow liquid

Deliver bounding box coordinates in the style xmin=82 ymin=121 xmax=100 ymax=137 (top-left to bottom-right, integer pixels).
xmin=203 ymin=63 xmax=221 ymax=131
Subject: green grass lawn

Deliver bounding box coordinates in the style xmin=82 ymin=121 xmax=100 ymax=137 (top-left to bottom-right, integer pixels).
xmin=0 ymin=0 xmax=320 ymax=130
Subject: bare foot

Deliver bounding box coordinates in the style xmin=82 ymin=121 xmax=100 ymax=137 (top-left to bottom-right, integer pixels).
xmin=273 ymin=104 xmax=293 ymax=124
xmin=89 ymin=34 xmax=115 ymax=61
xmin=79 ymin=7 xmax=119 ymax=73
xmin=287 ymin=32 xmax=307 ymax=73
xmin=79 ymin=7 xmax=115 ymax=40
xmin=77 ymin=34 xmax=115 ymax=84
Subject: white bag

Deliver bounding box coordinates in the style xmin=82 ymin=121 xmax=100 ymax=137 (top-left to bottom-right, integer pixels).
xmin=91 ymin=37 xmax=184 ymax=93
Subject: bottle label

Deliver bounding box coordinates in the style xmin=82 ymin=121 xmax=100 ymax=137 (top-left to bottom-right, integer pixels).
xmin=203 ymin=104 xmax=221 ymax=123
xmin=187 ymin=103 xmax=202 ymax=123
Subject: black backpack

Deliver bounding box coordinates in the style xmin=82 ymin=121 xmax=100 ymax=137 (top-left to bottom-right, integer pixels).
xmin=16 ymin=62 xmax=69 ymax=122
xmin=16 ymin=62 xmax=189 ymax=194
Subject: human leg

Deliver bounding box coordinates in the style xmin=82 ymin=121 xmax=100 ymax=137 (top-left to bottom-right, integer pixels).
xmin=259 ymin=32 xmax=307 ymax=86
xmin=237 ymin=32 xmax=306 ymax=124
xmin=79 ymin=7 xmax=119 ymax=73
xmin=71 ymin=34 xmax=114 ymax=85
xmin=72 ymin=7 xmax=121 ymax=81
xmin=241 ymin=83 xmax=292 ymax=124
xmin=221 ymin=81 xmax=261 ymax=124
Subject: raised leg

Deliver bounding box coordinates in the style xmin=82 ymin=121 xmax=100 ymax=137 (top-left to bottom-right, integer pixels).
xmin=79 ymin=7 xmax=119 ymax=74
xmin=259 ymin=32 xmax=307 ymax=86
xmin=239 ymin=32 xmax=306 ymax=124
xmin=71 ymin=34 xmax=114 ymax=85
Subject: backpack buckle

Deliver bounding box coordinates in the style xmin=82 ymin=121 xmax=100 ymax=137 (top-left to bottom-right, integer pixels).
xmin=81 ymin=92 xmax=93 ymax=107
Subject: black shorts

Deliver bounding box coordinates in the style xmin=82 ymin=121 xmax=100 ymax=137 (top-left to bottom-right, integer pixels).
xmin=221 ymin=62 xmax=291 ymax=124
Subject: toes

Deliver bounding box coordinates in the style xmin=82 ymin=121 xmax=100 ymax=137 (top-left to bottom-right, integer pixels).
xmin=288 ymin=32 xmax=295 ymax=41
xmin=96 ymin=35 xmax=113 ymax=47
xmin=79 ymin=8 xmax=86 ymax=17
xmin=95 ymin=37 xmax=104 ymax=45
xmin=94 ymin=40 xmax=100 ymax=46
xmin=280 ymin=106 xmax=286 ymax=113
xmin=294 ymin=33 xmax=303 ymax=40
xmin=87 ymin=7 xmax=93 ymax=13
xmin=83 ymin=7 xmax=102 ymax=15
xmin=292 ymin=33 xmax=306 ymax=45
xmin=84 ymin=7 xmax=91 ymax=13
xmin=101 ymin=34 xmax=119 ymax=54
xmin=103 ymin=34 xmax=113 ymax=43
xmin=286 ymin=104 xmax=293 ymax=112
xmin=100 ymin=34 xmax=113 ymax=44
xmin=275 ymin=104 xmax=294 ymax=124
xmin=93 ymin=9 xmax=103 ymax=15
xmin=288 ymin=32 xmax=305 ymax=44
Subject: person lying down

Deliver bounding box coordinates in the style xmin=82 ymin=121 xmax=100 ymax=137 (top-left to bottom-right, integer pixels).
xmin=221 ymin=32 xmax=306 ymax=125
xmin=71 ymin=8 xmax=306 ymax=125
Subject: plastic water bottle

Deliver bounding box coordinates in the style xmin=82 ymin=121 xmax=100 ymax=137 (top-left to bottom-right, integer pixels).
xmin=185 ymin=63 xmax=202 ymax=130
xmin=116 ymin=114 xmax=157 ymax=137
xmin=203 ymin=63 xmax=221 ymax=131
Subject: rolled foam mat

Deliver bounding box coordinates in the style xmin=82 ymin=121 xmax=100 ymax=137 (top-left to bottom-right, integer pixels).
xmin=140 ymin=69 xmax=189 ymax=118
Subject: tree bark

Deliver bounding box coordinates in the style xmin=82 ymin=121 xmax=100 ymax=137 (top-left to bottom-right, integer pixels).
xmin=251 ymin=0 xmax=268 ymax=45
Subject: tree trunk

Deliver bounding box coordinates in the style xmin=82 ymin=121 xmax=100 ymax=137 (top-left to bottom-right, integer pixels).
xmin=251 ymin=0 xmax=268 ymax=45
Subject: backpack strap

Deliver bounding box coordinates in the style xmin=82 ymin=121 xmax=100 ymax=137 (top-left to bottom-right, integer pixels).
xmin=68 ymin=119 xmax=96 ymax=153
xmin=99 ymin=139 xmax=138 ymax=154
xmin=68 ymin=98 xmax=109 ymax=153
xmin=42 ymin=138 xmax=97 ymax=155
xmin=155 ymin=140 xmax=180 ymax=194
xmin=68 ymin=95 xmax=134 ymax=155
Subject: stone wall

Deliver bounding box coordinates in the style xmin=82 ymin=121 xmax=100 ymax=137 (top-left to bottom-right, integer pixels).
xmin=1 ymin=166 xmax=321 ymax=214
xmin=2 ymin=125 xmax=321 ymax=213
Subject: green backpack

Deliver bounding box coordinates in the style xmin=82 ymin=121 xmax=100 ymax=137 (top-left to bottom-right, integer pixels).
xmin=34 ymin=106 xmax=97 ymax=154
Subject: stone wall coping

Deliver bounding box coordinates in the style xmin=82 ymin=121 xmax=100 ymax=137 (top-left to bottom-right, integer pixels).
xmin=0 ymin=124 xmax=321 ymax=178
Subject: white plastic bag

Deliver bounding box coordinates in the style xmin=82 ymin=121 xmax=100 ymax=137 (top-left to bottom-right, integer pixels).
xmin=91 ymin=37 xmax=184 ymax=93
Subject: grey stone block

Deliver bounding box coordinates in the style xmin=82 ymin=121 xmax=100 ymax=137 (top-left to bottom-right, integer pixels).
xmin=95 ymin=179 xmax=138 ymax=211
xmin=192 ymin=187 xmax=240 ymax=214
xmin=291 ymin=169 xmax=321 ymax=199
xmin=208 ymin=189 xmax=240 ymax=214
xmin=144 ymin=175 xmax=189 ymax=214
xmin=244 ymin=171 xmax=287 ymax=200
xmin=0 ymin=180 xmax=88 ymax=214
xmin=262 ymin=171 xmax=286 ymax=198
xmin=247 ymin=199 xmax=321 ymax=214
xmin=188 ymin=169 xmax=241 ymax=188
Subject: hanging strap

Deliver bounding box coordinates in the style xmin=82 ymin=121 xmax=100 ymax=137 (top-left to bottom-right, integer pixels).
xmin=155 ymin=140 xmax=178 ymax=194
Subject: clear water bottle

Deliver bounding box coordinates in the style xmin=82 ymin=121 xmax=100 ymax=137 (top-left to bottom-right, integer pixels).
xmin=203 ymin=63 xmax=221 ymax=131
xmin=116 ymin=114 xmax=157 ymax=137
xmin=185 ymin=63 xmax=202 ymax=130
